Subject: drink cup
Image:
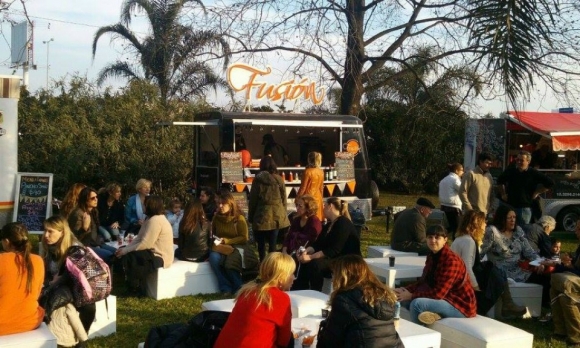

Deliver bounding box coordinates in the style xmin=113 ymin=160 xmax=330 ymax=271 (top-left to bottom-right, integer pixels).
xmin=117 ymin=237 xmax=123 ymax=247
xmin=389 ymin=256 xmax=395 ymax=267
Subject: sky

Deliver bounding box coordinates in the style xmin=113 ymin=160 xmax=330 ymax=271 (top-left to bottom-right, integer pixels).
xmin=0 ymin=0 xmax=574 ymax=117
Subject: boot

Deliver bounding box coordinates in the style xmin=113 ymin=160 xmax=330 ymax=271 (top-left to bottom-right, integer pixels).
xmin=501 ymin=283 xmax=527 ymax=318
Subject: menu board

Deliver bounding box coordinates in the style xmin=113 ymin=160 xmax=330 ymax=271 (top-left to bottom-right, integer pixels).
xmin=13 ymin=173 xmax=53 ymax=234
xmin=335 ymin=152 xmax=355 ymax=181
xmin=231 ymin=192 xmax=249 ymax=218
xmin=221 ymin=152 xmax=243 ymax=183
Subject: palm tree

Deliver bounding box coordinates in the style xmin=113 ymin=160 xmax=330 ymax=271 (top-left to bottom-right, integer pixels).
xmin=92 ymin=0 xmax=231 ymax=104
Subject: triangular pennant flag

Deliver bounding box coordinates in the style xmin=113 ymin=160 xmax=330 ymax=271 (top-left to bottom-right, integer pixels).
xmin=346 ymin=180 xmax=356 ymax=195
xmin=235 ymin=184 xmax=245 ymax=193
xmin=337 ymin=182 xmax=346 ymax=194
xmin=325 ymin=184 xmax=336 ymax=196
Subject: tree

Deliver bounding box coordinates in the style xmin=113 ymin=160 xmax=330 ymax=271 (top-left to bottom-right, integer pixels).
xmin=92 ymin=0 xmax=232 ymax=106
xmin=211 ymin=0 xmax=580 ymax=116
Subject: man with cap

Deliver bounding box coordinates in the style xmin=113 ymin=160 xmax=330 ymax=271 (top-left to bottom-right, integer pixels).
xmin=391 ymin=197 xmax=435 ymax=256
xmin=262 ymin=133 xmax=289 ymax=166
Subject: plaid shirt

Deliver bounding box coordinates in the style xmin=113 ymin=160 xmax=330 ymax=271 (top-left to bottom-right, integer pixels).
xmin=406 ymin=244 xmax=477 ymax=318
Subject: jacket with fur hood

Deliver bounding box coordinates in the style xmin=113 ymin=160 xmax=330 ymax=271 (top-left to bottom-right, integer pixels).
xmin=248 ymin=171 xmax=290 ymax=231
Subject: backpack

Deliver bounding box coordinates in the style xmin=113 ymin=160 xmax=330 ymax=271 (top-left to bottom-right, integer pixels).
xmin=65 ymin=245 xmax=112 ymax=307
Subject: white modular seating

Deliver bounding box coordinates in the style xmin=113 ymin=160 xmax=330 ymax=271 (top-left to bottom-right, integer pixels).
xmin=367 ymin=245 xmax=419 ymax=258
xmin=146 ymin=260 xmax=220 ymax=300
xmin=486 ymin=282 xmax=543 ymax=319
xmin=0 ymin=323 xmax=57 ymax=348
xmin=398 ymin=319 xmax=442 ymax=348
xmin=88 ymin=295 xmax=117 ymax=339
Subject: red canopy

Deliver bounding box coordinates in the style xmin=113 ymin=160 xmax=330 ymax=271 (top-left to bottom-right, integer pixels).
xmin=507 ymin=111 xmax=580 ymax=151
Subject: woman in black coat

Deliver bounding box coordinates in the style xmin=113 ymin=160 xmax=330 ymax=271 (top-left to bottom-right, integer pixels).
xmin=317 ymin=254 xmax=404 ymax=348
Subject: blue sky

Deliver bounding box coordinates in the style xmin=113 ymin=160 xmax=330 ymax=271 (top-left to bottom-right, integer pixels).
xmin=0 ymin=0 xmax=571 ymax=116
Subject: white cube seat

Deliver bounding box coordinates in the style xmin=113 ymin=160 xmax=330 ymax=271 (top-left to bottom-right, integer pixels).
xmin=398 ymin=319 xmax=441 ymax=348
xmin=146 ymin=260 xmax=219 ymax=300
xmin=0 ymin=323 xmax=57 ymax=348
xmin=202 ymin=290 xmax=329 ymax=318
xmin=487 ymin=282 xmax=543 ymax=319
xmin=88 ymin=295 xmax=117 ymax=338
xmin=367 ymin=246 xmax=419 ymax=258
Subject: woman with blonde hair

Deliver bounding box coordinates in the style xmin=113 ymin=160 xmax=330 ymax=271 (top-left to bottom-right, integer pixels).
xmin=451 ymin=210 xmax=526 ymax=316
xmin=318 ymin=254 xmax=403 ymax=347
xmin=297 ymin=152 xmax=324 ymax=220
xmin=0 ymin=222 xmax=45 ymax=335
xmin=214 ymin=252 xmax=295 ymax=348
xmin=60 ymin=183 xmax=86 ymax=218
xmin=125 ymin=178 xmax=152 ymax=235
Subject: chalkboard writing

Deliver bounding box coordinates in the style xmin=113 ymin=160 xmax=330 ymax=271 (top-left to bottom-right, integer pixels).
xmin=221 ymin=152 xmax=244 ymax=183
xmin=13 ymin=173 xmax=53 ymax=234
xmin=231 ymin=192 xmax=249 ymax=218
xmin=335 ymin=152 xmax=355 ymax=181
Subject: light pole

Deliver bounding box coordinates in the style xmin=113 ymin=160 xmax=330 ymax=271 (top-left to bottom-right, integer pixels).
xmin=42 ymin=38 xmax=54 ymax=90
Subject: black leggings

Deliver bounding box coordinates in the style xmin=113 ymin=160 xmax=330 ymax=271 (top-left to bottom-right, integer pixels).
xmin=254 ymin=229 xmax=279 ymax=262
xmin=77 ymin=303 xmax=96 ymax=333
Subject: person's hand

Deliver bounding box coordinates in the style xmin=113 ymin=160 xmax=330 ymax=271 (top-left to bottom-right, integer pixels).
xmin=394 ymin=288 xmax=412 ymax=301
xmin=305 ymin=247 xmax=315 ymax=255
xmin=111 ymin=222 xmax=119 ymax=229
xmin=82 ymin=212 xmax=91 ymax=229
xmin=536 ymin=264 xmax=546 ymax=274
xmin=298 ymin=253 xmax=312 ymax=263
xmin=561 ymin=254 xmax=573 ymax=267
xmin=115 ymin=247 xmax=126 ymax=258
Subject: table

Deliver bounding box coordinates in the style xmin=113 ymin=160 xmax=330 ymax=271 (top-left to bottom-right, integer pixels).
xmin=365 ymin=257 xmax=425 ymax=288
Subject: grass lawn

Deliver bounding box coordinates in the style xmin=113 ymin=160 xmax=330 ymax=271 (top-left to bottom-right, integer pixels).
xmin=42 ymin=193 xmax=579 ymax=347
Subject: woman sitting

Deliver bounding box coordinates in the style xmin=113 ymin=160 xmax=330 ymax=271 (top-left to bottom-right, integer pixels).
xmin=199 ymin=186 xmax=217 ymax=222
xmin=395 ymin=225 xmax=476 ymax=325
xmin=214 ymin=252 xmax=295 ymax=348
xmin=97 ymin=183 xmax=124 ymax=242
xmin=209 ymin=192 xmax=249 ymax=294
xmin=294 ymin=197 xmax=361 ymax=291
xmin=115 ymin=195 xmax=174 ymax=296
xmin=0 ymin=222 xmax=45 ymax=336
xmin=60 ymin=183 xmax=86 ymax=218
xmin=451 ymin=210 xmax=526 ymax=317
xmin=41 ymin=216 xmax=94 ymax=347
xmin=524 ymin=215 xmax=557 ymax=258
xmin=68 ymin=187 xmax=116 ymax=263
xmin=125 ymin=178 xmax=152 ymax=235
xmin=175 ymin=199 xmax=210 ymax=262
xmin=282 ymin=194 xmax=322 ymax=256
xmin=318 ymin=254 xmax=403 ymax=347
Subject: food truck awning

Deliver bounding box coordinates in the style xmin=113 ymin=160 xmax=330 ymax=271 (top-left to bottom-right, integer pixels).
xmin=507 ymin=111 xmax=580 ymax=151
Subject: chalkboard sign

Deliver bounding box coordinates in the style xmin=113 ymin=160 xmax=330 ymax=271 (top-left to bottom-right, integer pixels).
xmin=335 ymin=152 xmax=355 ymax=181
xmin=13 ymin=173 xmax=53 ymax=234
xmin=231 ymin=192 xmax=249 ymax=218
xmin=221 ymin=152 xmax=243 ymax=183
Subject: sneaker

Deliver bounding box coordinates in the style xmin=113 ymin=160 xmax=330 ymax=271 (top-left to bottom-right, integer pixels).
xmin=539 ymin=312 xmax=552 ymax=323
xmin=418 ymin=311 xmax=442 ymax=325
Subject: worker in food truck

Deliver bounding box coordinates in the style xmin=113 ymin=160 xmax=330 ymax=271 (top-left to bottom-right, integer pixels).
xmin=262 ymin=134 xmax=289 ymax=166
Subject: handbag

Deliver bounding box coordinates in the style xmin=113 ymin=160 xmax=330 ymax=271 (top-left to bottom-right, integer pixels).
xmin=212 ymin=243 xmax=235 ymax=255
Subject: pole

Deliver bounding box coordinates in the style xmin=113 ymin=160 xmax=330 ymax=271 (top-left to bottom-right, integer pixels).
xmin=42 ymin=38 xmax=54 ymax=90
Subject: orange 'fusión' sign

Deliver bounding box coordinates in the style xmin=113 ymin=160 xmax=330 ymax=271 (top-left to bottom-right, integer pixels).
xmin=227 ymin=63 xmax=325 ymax=105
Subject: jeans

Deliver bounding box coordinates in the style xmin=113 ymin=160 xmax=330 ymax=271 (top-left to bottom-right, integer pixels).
xmin=90 ymin=244 xmax=116 ymax=264
xmin=254 ymin=229 xmax=279 ymax=261
xmin=404 ymin=298 xmax=466 ymax=324
xmin=514 ymin=207 xmax=532 ymax=227
xmin=208 ymin=251 xmax=242 ymax=293
xmin=98 ymin=226 xmax=120 ymax=241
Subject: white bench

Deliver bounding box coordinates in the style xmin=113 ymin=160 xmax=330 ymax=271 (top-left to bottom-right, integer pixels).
xmin=367 ymin=246 xmax=419 ymax=258
xmin=400 ymin=308 xmax=533 ymax=347
xmin=486 ymin=282 xmax=542 ymax=319
xmin=0 ymin=323 xmax=57 ymax=348
xmin=88 ymin=295 xmax=117 ymax=339
xmin=146 ymin=260 xmax=220 ymax=300
xmin=202 ymin=290 xmax=329 ymax=318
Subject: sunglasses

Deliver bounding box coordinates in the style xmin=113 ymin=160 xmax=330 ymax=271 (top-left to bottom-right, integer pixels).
xmin=89 ymin=196 xmax=98 ymax=201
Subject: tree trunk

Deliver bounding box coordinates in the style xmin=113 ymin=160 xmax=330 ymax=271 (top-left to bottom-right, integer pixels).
xmin=340 ymin=0 xmax=366 ymax=116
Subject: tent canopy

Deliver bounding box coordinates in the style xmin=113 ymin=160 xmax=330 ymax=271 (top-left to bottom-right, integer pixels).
xmin=507 ymin=111 xmax=580 ymax=151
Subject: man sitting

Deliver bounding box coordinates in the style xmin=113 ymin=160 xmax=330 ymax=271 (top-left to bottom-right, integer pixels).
xmin=391 ymin=197 xmax=435 ymax=256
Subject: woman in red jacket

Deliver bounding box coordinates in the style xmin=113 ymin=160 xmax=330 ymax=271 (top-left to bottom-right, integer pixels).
xmin=214 ymin=252 xmax=295 ymax=348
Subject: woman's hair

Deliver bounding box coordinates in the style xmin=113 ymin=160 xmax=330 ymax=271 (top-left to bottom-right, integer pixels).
xmin=0 ymin=222 xmax=35 ymax=293
xmin=136 ymin=178 xmax=152 ymax=191
xmin=538 ymin=215 xmax=556 ymax=230
xmin=259 ymin=156 xmax=278 ymax=174
xmin=77 ymin=187 xmax=98 ymax=212
xmin=217 ymin=192 xmax=242 ymax=218
xmin=448 ymin=162 xmax=463 ymax=173
xmin=307 ymin=152 xmax=322 ymax=168
xmin=426 ymin=224 xmax=448 ymax=238
xmin=107 ymin=183 xmax=121 ymax=196
xmin=41 ymin=216 xmax=78 ymax=267
xmin=330 ymin=254 xmax=397 ymax=307
xmin=236 ymin=252 xmax=295 ymax=310
xmin=326 ymin=197 xmax=351 ymax=221
xmin=145 ymin=195 xmax=165 ymax=216
xmin=456 ymin=210 xmax=486 ymax=245
xmin=297 ymin=195 xmax=318 ymax=217
xmin=179 ymin=199 xmax=206 ymax=237
xmin=60 ymin=183 xmax=86 ymax=217
xmin=492 ymin=204 xmax=515 ymax=231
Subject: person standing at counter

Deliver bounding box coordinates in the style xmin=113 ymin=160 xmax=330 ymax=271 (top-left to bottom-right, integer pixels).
xmin=297 ymin=152 xmax=324 ymax=221
xmin=262 ymin=133 xmax=289 ymax=166
xmin=236 ymin=134 xmax=252 ymax=167
xmin=249 ymin=156 xmax=291 ymax=262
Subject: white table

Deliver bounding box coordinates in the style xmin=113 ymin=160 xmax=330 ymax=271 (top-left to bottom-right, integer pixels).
xmin=291 ymin=316 xmax=440 ymax=348
xmin=365 ymin=257 xmax=425 ymax=288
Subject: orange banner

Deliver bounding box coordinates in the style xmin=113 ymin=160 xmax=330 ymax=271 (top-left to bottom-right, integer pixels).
xmin=235 ymin=184 xmax=246 ymax=193
xmin=346 ymin=181 xmax=356 ymax=194
xmin=325 ymin=184 xmax=336 ymax=196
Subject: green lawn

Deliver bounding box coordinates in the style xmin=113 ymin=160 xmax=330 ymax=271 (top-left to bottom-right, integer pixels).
xmin=43 ymin=193 xmax=579 ymax=347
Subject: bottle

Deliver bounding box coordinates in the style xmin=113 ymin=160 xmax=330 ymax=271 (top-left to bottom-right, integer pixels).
xmin=289 ymin=172 xmax=293 ymax=182
xmin=394 ymin=301 xmax=401 ymax=320
xmin=281 ymin=171 xmax=286 ymax=181
xmin=325 ymin=170 xmax=329 ymax=181
xmin=333 ymin=164 xmax=338 ymax=179
xmin=329 ymin=165 xmax=334 ymax=180
xmin=294 ymin=172 xmax=299 ymax=181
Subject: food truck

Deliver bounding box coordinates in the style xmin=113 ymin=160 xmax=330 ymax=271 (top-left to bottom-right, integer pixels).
xmin=172 ymin=111 xmax=378 ymax=220
xmin=465 ymin=110 xmax=580 ymax=232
